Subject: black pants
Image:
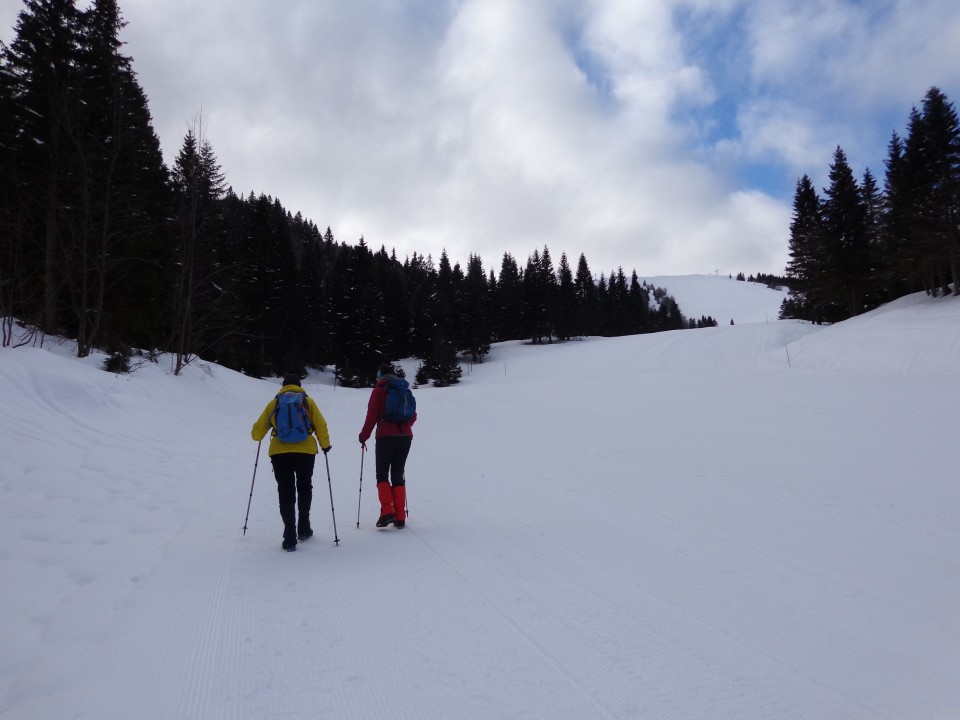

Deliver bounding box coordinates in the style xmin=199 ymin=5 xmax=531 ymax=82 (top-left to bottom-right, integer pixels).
xmin=375 ymin=435 xmax=412 ymax=487
xmin=271 ymin=453 xmax=315 ymax=541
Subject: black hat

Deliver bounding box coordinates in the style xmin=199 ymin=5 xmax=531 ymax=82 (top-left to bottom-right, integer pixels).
xmin=282 ymin=373 xmax=301 ymax=386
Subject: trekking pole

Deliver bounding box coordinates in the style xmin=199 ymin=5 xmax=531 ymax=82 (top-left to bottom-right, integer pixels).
xmin=243 ymin=440 xmax=262 ymax=535
xmin=356 ymin=444 xmax=365 ymax=528
xmin=324 ymin=452 xmax=341 ymax=546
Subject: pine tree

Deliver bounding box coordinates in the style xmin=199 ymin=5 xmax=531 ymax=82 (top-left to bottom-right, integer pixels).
xmin=2 ymin=0 xmax=84 ymax=334
xmin=627 ymin=270 xmax=650 ymax=334
xmin=651 ymin=293 xmax=685 ymax=331
xmin=420 ymin=250 xmax=463 ymax=385
xmin=539 ymin=245 xmax=558 ymax=342
xmin=330 ymin=239 xmax=382 ymax=386
xmin=404 ymin=252 xmax=435 ymax=362
xmin=412 ymin=250 xmax=462 ymax=387
xmin=911 ymin=87 xmax=960 ymax=295
xmin=461 ymin=253 xmax=492 ymax=361
xmin=595 ymin=272 xmax=610 ymax=335
xmin=372 ymin=244 xmax=411 ymax=363
xmin=0 ymin=26 xmax=26 ymax=344
xmin=882 ymin=130 xmax=917 ymax=298
xmin=608 ymin=267 xmax=629 ymax=335
xmin=169 ymin=124 xmax=228 ymax=374
xmin=860 ymin=168 xmax=884 ymax=307
xmin=572 ymin=253 xmax=596 ymax=336
xmin=821 ymin=146 xmax=870 ymax=319
xmin=290 ymin=214 xmax=328 ymax=368
xmin=782 ymin=175 xmax=824 ymax=320
xmin=495 ymin=252 xmax=524 ymax=341
xmin=554 ymin=252 xmax=575 ymax=341
xmin=1 ymin=0 xmax=170 ymax=353
xmin=880 ymin=90 xmax=960 ymax=297
xmin=522 ymin=247 xmax=557 ymax=343
xmin=66 ymin=0 xmax=170 ymax=356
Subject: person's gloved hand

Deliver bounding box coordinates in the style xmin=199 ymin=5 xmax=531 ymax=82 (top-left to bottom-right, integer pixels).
xmin=358 ymin=433 xmax=367 ymax=449
xmin=322 ymin=446 xmax=331 ymax=455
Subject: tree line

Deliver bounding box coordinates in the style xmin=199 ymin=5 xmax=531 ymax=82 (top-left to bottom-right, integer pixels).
xmin=0 ymin=0 xmax=692 ymax=386
xmin=781 ymin=86 xmax=960 ymax=323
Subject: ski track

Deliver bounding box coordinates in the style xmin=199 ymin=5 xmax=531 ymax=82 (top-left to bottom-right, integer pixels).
xmin=4 ymin=298 xmax=960 ymax=720
xmin=36 ymin=480 xmax=612 ymax=720
xmin=411 ymin=481 xmax=873 ymax=720
xmin=414 ymin=362 xmax=960 ymax=719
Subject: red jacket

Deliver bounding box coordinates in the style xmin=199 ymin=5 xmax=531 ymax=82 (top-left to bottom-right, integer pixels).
xmin=359 ymin=376 xmax=416 ymax=442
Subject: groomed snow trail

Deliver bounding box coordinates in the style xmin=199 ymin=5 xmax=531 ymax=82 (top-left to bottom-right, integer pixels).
xmin=2 ymin=294 xmax=960 ymax=719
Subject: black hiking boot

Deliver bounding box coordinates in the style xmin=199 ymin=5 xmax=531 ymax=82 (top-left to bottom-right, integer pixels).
xmin=376 ymin=513 xmax=396 ymax=528
xmin=297 ymin=526 xmax=313 ymax=540
xmin=394 ymin=520 xmax=405 ymax=529
xmin=282 ymin=538 xmax=297 ymax=551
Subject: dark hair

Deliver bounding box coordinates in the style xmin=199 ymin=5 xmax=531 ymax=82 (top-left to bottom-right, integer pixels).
xmin=377 ymin=363 xmax=394 ymax=377
xmin=282 ymin=373 xmax=301 ymax=386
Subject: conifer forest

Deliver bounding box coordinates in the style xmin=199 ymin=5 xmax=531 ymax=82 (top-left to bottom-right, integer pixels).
xmin=781 ymin=87 xmax=960 ymax=323
xmin=2 ymin=1 xmax=958 ymax=384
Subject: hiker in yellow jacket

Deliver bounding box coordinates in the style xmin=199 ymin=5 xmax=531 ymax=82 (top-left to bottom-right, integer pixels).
xmin=251 ymin=374 xmax=332 ymax=551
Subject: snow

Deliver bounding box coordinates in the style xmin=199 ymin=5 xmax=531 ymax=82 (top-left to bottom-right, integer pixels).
xmin=643 ymin=273 xmax=786 ymax=325
xmin=2 ymin=276 xmax=959 ymax=720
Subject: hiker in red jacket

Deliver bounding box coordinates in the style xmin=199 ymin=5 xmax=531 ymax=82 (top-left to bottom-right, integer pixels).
xmin=359 ymin=363 xmax=416 ymax=528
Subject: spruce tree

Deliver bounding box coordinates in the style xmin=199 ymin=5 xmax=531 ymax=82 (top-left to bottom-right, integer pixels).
xmin=627 ymin=270 xmax=650 ymax=334
xmin=2 ymin=0 xmax=84 ymax=334
xmin=782 ymin=175 xmax=824 ymax=320
xmin=539 ymin=245 xmax=558 ymax=342
xmin=419 ymin=250 xmax=463 ymax=386
xmin=821 ymin=146 xmax=870 ymax=319
xmin=67 ymin=0 xmax=170 ymax=356
xmin=329 ymin=239 xmax=381 ymax=386
xmin=554 ymin=252 xmax=575 ymax=341
xmin=595 ymin=272 xmax=610 ymax=335
xmin=608 ymin=267 xmax=629 ymax=335
xmin=860 ymin=168 xmax=884 ymax=307
xmin=522 ymin=247 xmax=556 ymax=343
xmin=372 ymin=244 xmax=411 ymax=363
xmin=911 ymin=87 xmax=960 ymax=295
xmin=461 ymin=253 xmax=492 ymax=362
xmin=1 ymin=0 xmax=169 ymax=353
xmin=169 ymin=126 xmax=229 ymax=374
xmin=882 ymin=130 xmax=917 ymax=298
xmin=404 ymin=252 xmax=435 ymax=363
xmin=572 ymin=253 xmax=597 ymax=336
xmin=0 ymin=27 xmax=26 ymax=344
xmin=291 ymin=215 xmax=328 ymax=368
xmin=495 ymin=252 xmax=524 ymax=341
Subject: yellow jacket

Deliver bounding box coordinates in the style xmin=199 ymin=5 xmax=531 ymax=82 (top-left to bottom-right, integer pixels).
xmin=251 ymin=385 xmax=331 ymax=456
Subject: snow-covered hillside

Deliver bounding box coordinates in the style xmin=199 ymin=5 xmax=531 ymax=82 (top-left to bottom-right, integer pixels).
xmin=644 ymin=273 xmax=786 ymax=325
xmin=1 ymin=277 xmax=958 ymax=720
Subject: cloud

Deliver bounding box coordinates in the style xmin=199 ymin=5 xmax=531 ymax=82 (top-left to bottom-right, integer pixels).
xmin=2 ymin=0 xmax=957 ymax=278
xmin=731 ymin=0 xmax=960 ymax=175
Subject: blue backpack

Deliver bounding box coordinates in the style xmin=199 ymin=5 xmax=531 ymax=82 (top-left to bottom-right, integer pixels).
xmin=273 ymin=391 xmax=312 ymax=443
xmin=382 ymin=377 xmax=416 ymax=424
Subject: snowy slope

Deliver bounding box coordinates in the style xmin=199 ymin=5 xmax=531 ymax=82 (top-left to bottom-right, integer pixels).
xmin=1 ymin=281 xmax=959 ymax=720
xmin=643 ymin=273 xmax=786 ymax=325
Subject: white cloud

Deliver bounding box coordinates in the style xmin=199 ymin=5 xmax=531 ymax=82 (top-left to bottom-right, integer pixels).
xmin=729 ymin=0 xmax=960 ymax=176
xmin=1 ymin=0 xmax=957 ymax=277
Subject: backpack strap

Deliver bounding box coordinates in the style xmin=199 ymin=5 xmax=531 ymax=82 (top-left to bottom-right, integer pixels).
xmin=270 ymin=394 xmax=280 ymax=437
xmin=301 ymin=391 xmax=314 ymax=434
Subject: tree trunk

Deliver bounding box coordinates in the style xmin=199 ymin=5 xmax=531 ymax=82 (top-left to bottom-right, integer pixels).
xmin=44 ymin=173 xmax=60 ymax=333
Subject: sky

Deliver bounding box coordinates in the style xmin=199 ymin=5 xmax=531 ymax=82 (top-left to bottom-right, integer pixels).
xmin=2 ymin=0 xmax=959 ymax=277
xmin=3 ymin=277 xmax=959 ymax=719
